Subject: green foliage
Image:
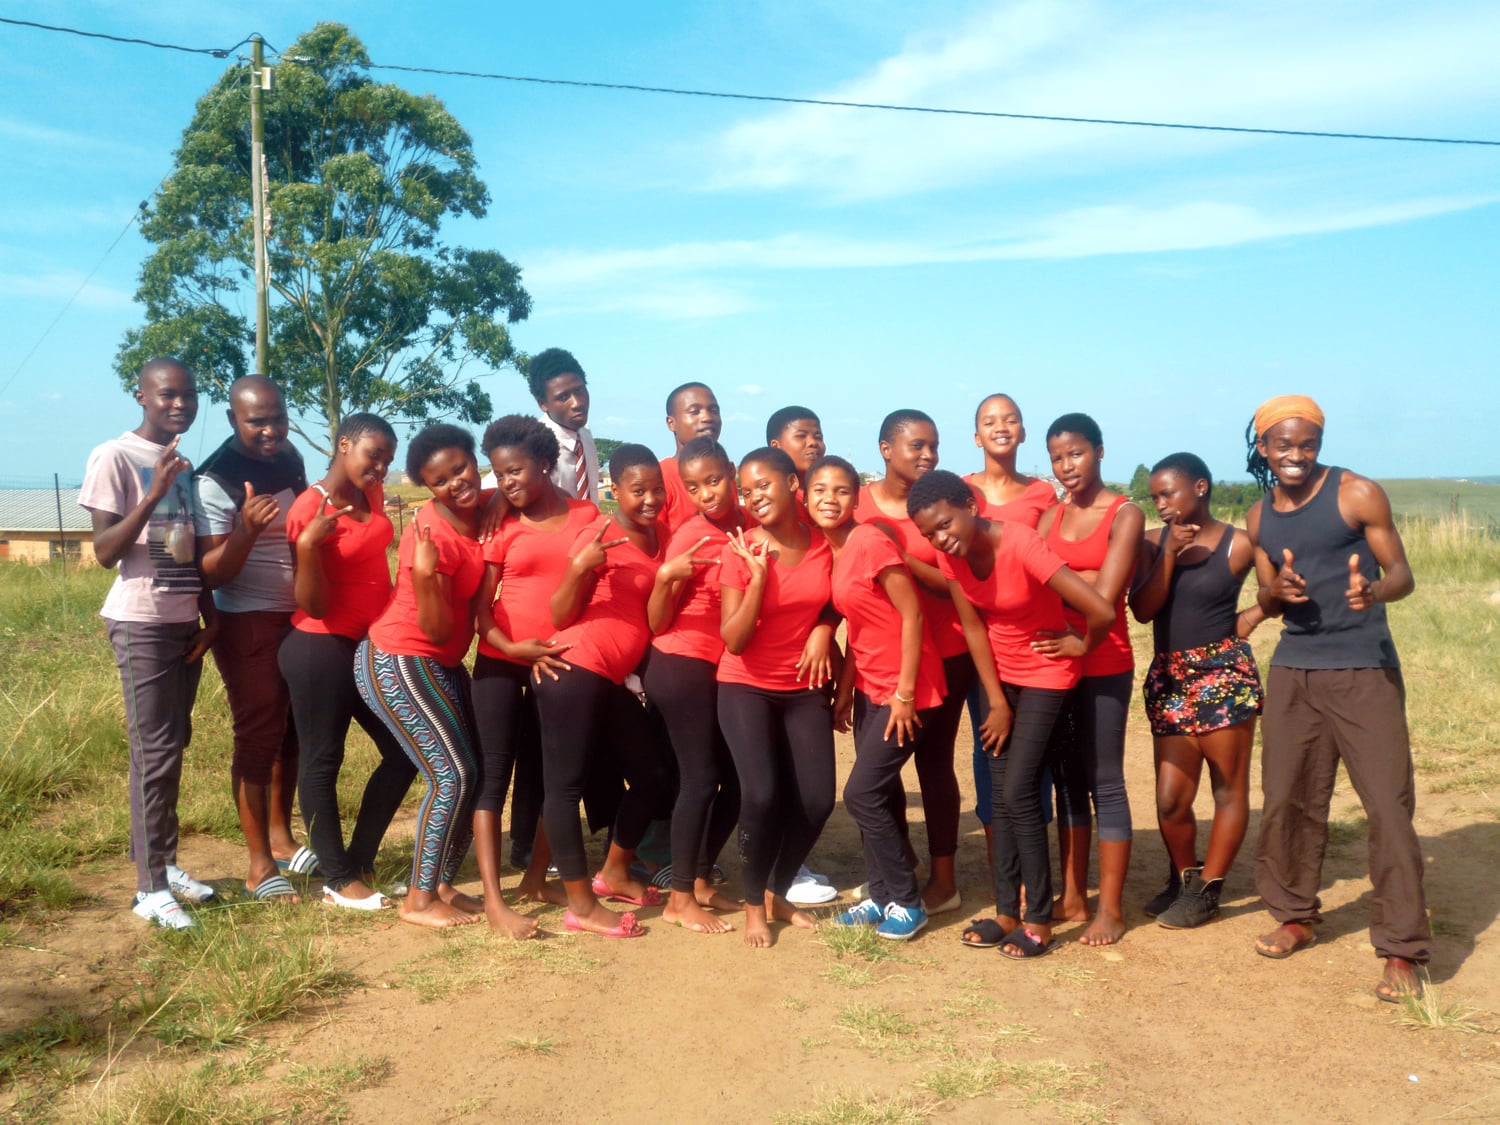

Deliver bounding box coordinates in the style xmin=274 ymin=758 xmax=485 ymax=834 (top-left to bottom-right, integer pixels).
xmin=1127 ymin=463 xmax=1151 ymax=504
xmin=116 ymin=23 xmax=531 ymax=452
xmin=593 ymin=437 xmax=626 ymax=464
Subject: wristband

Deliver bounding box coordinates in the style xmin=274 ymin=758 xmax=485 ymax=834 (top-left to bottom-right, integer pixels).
xmin=893 ymin=691 xmax=914 ymax=704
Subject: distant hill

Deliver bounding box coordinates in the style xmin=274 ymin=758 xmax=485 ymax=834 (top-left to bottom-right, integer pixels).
xmin=1379 ymin=478 xmax=1500 ymax=523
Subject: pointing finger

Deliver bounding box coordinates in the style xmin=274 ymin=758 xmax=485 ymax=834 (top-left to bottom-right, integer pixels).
xmin=603 ymin=537 xmax=629 ymax=550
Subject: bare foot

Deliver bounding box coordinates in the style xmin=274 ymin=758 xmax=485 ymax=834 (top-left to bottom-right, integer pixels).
xmin=766 ymin=892 xmax=818 ymax=930
xmin=400 ymin=897 xmax=480 ymax=928
xmin=439 ymin=885 xmax=485 ymax=915
xmin=485 ymin=900 xmax=540 ymax=940
xmin=664 ymin=891 xmax=734 ymax=934
xmin=515 ymin=877 xmax=568 ymax=906
xmin=1078 ymin=910 xmax=1126 ymax=946
xmin=744 ymin=904 xmax=774 ymax=948
xmin=1051 ymin=894 xmax=1090 ymax=923
xmin=1254 ymin=921 xmax=1317 ymax=959
xmin=1376 ymin=956 xmax=1422 ymax=1003
xmin=695 ymin=882 xmax=743 ymax=912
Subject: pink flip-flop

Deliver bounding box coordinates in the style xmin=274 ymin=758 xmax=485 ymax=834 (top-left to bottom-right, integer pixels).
xmin=591 ymin=873 xmax=663 ymax=907
xmin=564 ymin=908 xmax=644 ymax=939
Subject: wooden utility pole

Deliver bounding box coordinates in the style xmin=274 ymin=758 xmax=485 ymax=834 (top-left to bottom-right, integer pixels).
xmin=249 ymin=36 xmax=270 ymax=376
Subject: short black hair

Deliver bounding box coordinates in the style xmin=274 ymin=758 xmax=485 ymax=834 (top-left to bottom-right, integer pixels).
xmin=1151 ymin=451 xmax=1214 ymax=502
xmin=406 ymin=422 xmax=476 ymax=483
xmin=482 ymin=413 xmax=560 ymax=472
xmin=974 ymin=393 xmax=1020 ymax=428
xmin=879 ymin=408 xmax=935 ymax=446
xmin=906 ymin=469 xmax=975 ymax=519
xmin=807 ymin=454 xmax=859 ymax=490
xmin=739 ymin=445 xmax=797 ymax=477
xmin=608 ymin=442 xmax=660 ymax=480
xmin=526 ymin=347 xmax=586 ymax=401
xmin=766 ymin=405 xmax=820 ymax=444
xmin=336 ymin=411 xmax=396 ymax=447
xmin=665 ymin=381 xmax=714 ymax=416
xmin=678 ymin=436 xmax=733 ymax=474
xmin=1046 ymin=412 xmax=1103 ymax=447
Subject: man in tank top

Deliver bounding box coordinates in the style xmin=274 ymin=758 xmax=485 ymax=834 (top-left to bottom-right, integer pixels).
xmin=1243 ymin=395 xmax=1428 ymax=1004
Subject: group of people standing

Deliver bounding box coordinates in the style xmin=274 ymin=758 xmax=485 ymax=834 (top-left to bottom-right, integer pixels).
xmin=82 ymin=351 xmax=1429 ymax=1002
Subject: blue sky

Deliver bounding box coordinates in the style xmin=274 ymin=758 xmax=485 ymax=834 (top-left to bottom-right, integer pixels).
xmin=2 ymin=1 xmax=1497 ymax=486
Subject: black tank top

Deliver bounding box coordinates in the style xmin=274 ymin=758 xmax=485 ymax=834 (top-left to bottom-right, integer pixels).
xmin=1153 ymin=526 xmax=1240 ymax=655
xmin=1257 ymin=467 xmax=1399 ymax=670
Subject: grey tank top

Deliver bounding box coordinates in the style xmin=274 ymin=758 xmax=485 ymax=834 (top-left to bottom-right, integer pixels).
xmin=1257 ymin=467 xmax=1399 ymax=670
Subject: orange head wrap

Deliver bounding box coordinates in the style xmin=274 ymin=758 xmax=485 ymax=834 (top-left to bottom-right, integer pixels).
xmin=1254 ymin=395 xmax=1325 ymax=439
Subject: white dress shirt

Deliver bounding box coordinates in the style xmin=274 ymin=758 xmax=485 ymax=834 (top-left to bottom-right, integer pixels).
xmin=538 ymin=412 xmax=599 ymax=502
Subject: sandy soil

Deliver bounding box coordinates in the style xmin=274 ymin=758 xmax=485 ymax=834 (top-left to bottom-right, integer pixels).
xmin=7 ymin=721 xmax=1500 ymax=1123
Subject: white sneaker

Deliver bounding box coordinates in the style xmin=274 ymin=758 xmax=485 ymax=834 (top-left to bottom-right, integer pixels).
xmin=166 ymin=865 xmax=216 ymax=903
xmin=795 ymin=864 xmax=833 ymax=887
xmin=133 ymin=889 xmax=196 ymax=930
xmin=786 ymin=875 xmax=838 ymax=905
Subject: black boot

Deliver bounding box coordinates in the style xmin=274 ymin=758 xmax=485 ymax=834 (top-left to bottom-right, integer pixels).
xmin=1157 ymin=871 xmax=1222 ymax=929
xmin=1144 ymin=865 xmax=1190 ymax=917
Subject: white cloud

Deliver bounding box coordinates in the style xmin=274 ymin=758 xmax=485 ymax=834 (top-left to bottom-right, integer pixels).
xmin=738 ymin=384 xmax=764 ymax=396
xmin=708 ymin=1 xmax=1500 ymax=199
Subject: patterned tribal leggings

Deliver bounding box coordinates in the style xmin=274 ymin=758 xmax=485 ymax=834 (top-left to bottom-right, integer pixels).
xmin=355 ymin=640 xmax=477 ymax=894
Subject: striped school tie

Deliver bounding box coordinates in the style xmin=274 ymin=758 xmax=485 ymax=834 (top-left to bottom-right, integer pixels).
xmin=573 ymin=438 xmax=587 ymax=499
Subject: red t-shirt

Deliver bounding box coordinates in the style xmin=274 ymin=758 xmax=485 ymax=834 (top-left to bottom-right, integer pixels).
xmin=367 ymin=499 xmax=488 ymax=667
xmin=965 ymin=475 xmax=1057 ymax=528
xmin=652 ymin=511 xmax=745 ymax=665
xmin=936 ymin=522 xmax=1080 ymax=690
xmin=477 ymin=498 xmax=599 ymax=664
xmin=717 ymin=531 xmax=833 ymax=691
xmin=285 ymin=485 xmax=394 ymax=639
xmin=1044 ymin=494 xmax=1134 ymax=677
xmin=854 ymin=484 xmax=967 ymax=660
xmin=549 ymin=516 xmax=665 ymax=684
xmin=831 ymin=525 xmax=945 ymax=709
xmin=660 ymin=456 xmax=694 ymax=537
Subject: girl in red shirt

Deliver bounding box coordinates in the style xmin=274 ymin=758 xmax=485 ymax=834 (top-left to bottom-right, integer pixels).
xmin=718 ymin=446 xmax=837 ymax=948
xmin=812 ymin=457 xmax=945 ymax=941
xmin=853 ymin=409 xmax=972 ymax=917
xmin=961 ymin=394 xmax=1059 ymax=865
xmin=645 ymin=436 xmax=746 ymax=934
xmin=908 ymin=470 xmax=1113 ymax=959
xmin=355 ymin=424 xmax=490 ymax=929
xmin=530 ymin=444 xmax=672 ymax=939
xmin=280 ymin=413 xmax=414 ymax=911
xmin=1039 ymin=413 xmax=1145 ymax=947
xmin=470 ymin=415 xmax=598 ymax=938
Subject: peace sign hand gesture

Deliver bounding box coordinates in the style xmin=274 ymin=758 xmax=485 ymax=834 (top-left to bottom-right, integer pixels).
xmin=658 ymin=535 xmax=720 ymax=583
xmin=412 ymin=520 xmax=440 ymax=580
xmin=571 ymin=520 xmax=629 ymax=575
xmin=146 ymin=436 xmax=189 ymax=504
xmin=725 ymin=527 xmax=768 ymax=584
xmin=297 ymin=493 xmax=355 ymax=549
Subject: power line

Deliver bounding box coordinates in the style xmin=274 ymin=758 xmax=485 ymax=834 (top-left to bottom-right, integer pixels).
xmin=0 ymin=16 xmax=250 ymax=57
xmin=0 ymin=202 xmax=148 ymax=399
xmin=1 ymin=15 xmax=1496 ymax=148
xmin=366 ymin=61 xmax=1500 ymax=148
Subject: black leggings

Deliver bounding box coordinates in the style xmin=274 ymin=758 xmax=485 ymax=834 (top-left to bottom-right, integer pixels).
xmin=470 ymin=655 xmax=544 ymax=858
xmin=847 ymin=691 xmax=945 ymax=910
xmin=889 ymin=652 xmax=973 ymax=859
xmin=532 ymin=665 xmax=673 ymax=883
xmin=984 ymin=682 xmax=1070 ymax=925
xmin=278 ymin=629 xmax=415 ymax=891
xmin=717 ymin=682 xmax=835 ymax=901
xmin=1052 ymin=671 xmax=1135 ymax=841
xmin=644 ymin=651 xmax=741 ymax=894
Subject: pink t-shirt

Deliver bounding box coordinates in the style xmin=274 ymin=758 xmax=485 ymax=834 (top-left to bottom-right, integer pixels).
xmin=717 ymin=532 xmax=833 ymax=691
xmin=831 ymin=525 xmax=945 ymax=709
xmin=549 ymin=516 xmax=665 ymax=684
xmin=936 ymin=522 xmax=1081 ymax=690
xmin=79 ymin=431 xmax=202 ymax=623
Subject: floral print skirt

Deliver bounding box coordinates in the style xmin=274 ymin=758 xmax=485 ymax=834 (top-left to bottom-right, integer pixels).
xmin=1143 ymin=636 xmax=1263 ymax=737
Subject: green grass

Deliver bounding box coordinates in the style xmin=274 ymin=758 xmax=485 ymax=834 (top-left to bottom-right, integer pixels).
xmin=392 ymin=923 xmax=598 ymax=1002
xmin=773 ymin=1091 xmax=934 ymax=1125
xmin=1381 ymin=478 xmax=1500 ymax=526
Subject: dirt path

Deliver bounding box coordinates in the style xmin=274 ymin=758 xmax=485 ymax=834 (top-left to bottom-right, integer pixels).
xmin=7 ymin=722 xmax=1500 ymax=1123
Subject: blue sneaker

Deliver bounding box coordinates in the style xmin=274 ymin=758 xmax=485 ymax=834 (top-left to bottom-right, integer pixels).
xmin=876 ymin=903 xmax=928 ymax=941
xmin=834 ymin=898 xmax=885 ymax=927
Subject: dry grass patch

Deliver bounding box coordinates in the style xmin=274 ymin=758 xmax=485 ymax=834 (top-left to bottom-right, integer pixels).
xmin=394 ymin=924 xmax=598 ymax=1002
